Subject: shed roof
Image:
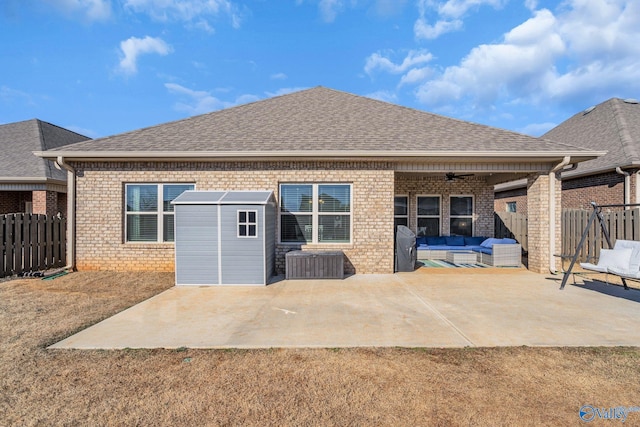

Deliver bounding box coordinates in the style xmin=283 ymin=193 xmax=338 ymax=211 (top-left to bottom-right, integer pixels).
xmin=0 ymin=119 xmax=90 ymax=183
xmin=542 ymin=98 xmax=640 ymax=178
xmin=38 ymin=87 xmax=601 ymax=164
xmin=172 ymin=190 xmax=274 ymax=205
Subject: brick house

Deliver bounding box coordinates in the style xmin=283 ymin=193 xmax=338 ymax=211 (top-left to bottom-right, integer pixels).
xmin=0 ymin=119 xmax=90 ymax=216
xmin=36 ymin=87 xmax=600 ymax=275
xmin=495 ymin=98 xmax=640 ymax=211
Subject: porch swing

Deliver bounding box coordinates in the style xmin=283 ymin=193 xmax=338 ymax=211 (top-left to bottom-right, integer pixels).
xmin=560 ymin=202 xmax=640 ymax=290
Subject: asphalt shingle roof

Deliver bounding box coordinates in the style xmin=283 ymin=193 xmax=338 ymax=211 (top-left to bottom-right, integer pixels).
xmin=49 ymin=87 xmax=589 ymax=155
xmin=0 ymin=119 xmax=90 ymax=181
xmin=542 ymin=98 xmax=640 ymax=178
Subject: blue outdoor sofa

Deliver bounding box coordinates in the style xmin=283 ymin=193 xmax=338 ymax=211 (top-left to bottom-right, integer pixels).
xmin=416 ymin=236 xmax=521 ymax=267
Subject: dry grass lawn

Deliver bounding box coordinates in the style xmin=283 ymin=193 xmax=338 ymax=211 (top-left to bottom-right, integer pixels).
xmin=2 ymin=271 xmax=640 ymax=426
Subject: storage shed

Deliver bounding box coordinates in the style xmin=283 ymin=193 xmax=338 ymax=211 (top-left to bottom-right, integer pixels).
xmin=171 ymin=190 xmax=276 ymax=286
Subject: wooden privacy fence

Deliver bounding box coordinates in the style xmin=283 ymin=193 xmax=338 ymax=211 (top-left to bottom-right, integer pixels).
xmin=1 ymin=214 xmax=66 ymax=277
xmin=562 ymin=208 xmax=640 ymax=262
xmin=494 ymin=212 xmax=528 ymax=252
xmin=496 ymin=209 xmax=640 ymax=263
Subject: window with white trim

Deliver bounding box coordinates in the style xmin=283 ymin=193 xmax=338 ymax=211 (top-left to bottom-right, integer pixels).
xmin=394 ymin=196 xmax=408 ymax=230
xmin=450 ymin=195 xmax=474 ymax=236
xmin=280 ymin=183 xmax=351 ymax=244
xmin=125 ymin=183 xmax=194 ymax=242
xmin=506 ymin=202 xmax=517 ymax=213
xmin=416 ymin=196 xmax=440 ymax=237
xmin=238 ymin=210 xmax=258 ymax=237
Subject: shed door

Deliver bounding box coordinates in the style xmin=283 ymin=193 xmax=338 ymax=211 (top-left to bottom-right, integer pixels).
xmin=175 ymin=205 xmax=219 ymax=285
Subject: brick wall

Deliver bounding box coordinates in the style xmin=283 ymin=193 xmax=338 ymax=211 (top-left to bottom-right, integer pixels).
xmin=32 ymin=190 xmax=60 ymax=216
xmin=394 ymin=174 xmax=494 ymax=237
xmin=527 ymin=173 xmax=561 ymax=273
xmin=494 ymin=187 xmax=528 ymax=213
xmin=0 ymin=191 xmax=32 ymax=214
xmin=561 ymin=172 xmax=625 ymax=209
xmin=71 ymin=161 xmax=395 ymax=275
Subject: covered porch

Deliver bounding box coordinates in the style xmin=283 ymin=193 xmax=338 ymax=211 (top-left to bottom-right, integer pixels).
xmin=393 ymin=158 xmax=567 ymax=274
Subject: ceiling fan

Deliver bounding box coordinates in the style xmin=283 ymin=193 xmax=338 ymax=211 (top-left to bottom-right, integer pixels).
xmin=445 ymin=172 xmax=474 ymax=182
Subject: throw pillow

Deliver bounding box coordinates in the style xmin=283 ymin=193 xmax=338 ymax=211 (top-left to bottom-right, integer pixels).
xmin=480 ymin=238 xmax=500 ymax=248
xmin=596 ymin=248 xmax=633 ymax=270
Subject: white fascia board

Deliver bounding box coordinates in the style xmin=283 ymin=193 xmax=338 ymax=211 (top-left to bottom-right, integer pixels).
xmin=34 ymin=150 xmax=606 ymax=163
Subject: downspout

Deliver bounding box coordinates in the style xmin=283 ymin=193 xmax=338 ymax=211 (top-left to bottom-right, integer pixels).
xmin=636 ymin=170 xmax=640 ymax=207
xmin=615 ymin=167 xmax=631 ymax=209
xmin=55 ymin=156 xmax=75 ymax=271
xmin=549 ymin=156 xmax=571 ymax=274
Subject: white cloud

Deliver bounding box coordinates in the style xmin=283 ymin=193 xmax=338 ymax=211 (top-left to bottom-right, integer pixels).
xmin=365 ymin=49 xmax=433 ymax=76
xmin=319 ymin=0 xmax=343 ymax=22
xmin=124 ymin=0 xmax=242 ymax=30
xmin=365 ymin=90 xmax=398 ymax=103
xmin=437 ymin=0 xmax=506 ymax=19
xmin=412 ymin=0 xmax=640 ymax=111
xmin=399 ymin=67 xmax=432 ymax=86
xmin=165 ymin=83 xmax=259 ymax=115
xmin=414 ymin=0 xmax=506 ymax=39
xmin=118 ymin=36 xmax=172 ymax=75
xmin=270 ymin=73 xmax=288 ymax=80
xmin=0 ymin=86 xmax=36 ymax=106
xmin=414 ymin=18 xmax=462 ymax=39
xmin=43 ymin=0 xmax=112 ymax=21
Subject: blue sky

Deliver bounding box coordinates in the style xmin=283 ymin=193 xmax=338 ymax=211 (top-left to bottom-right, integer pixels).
xmin=1 ymin=0 xmax=638 ymax=139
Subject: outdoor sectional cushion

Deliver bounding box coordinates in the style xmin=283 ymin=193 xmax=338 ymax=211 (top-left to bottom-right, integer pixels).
xmin=480 ymin=238 xmax=501 ymax=248
xmin=445 ymin=236 xmax=465 ymax=246
xmin=464 ymin=236 xmax=486 ymax=246
xmin=416 ymin=236 xmax=489 ymax=252
xmin=418 ymin=244 xmax=485 ymax=252
xmin=426 ymin=236 xmax=447 ymax=245
xmin=474 ymin=247 xmax=493 ymax=255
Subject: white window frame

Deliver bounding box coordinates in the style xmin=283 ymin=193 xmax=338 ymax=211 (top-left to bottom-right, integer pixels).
xmin=124 ymin=183 xmax=195 ymax=243
xmin=449 ymin=194 xmax=474 ymax=236
xmin=506 ymin=202 xmax=517 ymax=213
xmin=394 ymin=195 xmax=409 ymax=230
xmin=279 ymin=183 xmax=352 ymax=244
xmin=237 ymin=210 xmax=258 ymax=238
xmin=416 ymin=195 xmax=441 ymax=237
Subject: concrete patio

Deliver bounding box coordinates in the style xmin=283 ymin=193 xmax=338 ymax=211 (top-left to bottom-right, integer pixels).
xmin=50 ymin=269 xmax=640 ymax=349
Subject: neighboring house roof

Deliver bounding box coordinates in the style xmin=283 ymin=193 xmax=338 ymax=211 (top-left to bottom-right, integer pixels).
xmin=542 ymin=98 xmax=640 ymax=179
xmin=0 ymin=119 xmax=90 ymax=185
xmin=39 ymin=87 xmax=600 ymax=164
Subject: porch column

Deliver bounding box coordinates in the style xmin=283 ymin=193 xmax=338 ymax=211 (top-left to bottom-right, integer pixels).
xmin=527 ymin=172 xmax=562 ymax=273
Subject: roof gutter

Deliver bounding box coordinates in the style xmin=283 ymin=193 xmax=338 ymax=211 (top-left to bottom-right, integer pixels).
xmin=54 ymin=156 xmax=75 ymax=271
xmin=549 ymin=156 xmax=572 ymax=274
xmin=616 ymin=167 xmax=631 ymax=208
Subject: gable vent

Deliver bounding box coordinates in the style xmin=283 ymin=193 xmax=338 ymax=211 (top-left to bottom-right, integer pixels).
xmin=623 ymin=98 xmax=639 ymax=104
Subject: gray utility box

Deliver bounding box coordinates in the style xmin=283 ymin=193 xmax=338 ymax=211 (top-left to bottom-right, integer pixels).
xmin=285 ymin=250 xmax=344 ymax=279
xmin=172 ymin=190 xmax=276 ymax=286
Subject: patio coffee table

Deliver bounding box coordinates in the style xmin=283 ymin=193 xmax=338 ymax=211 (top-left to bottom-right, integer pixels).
xmin=446 ymin=251 xmax=478 ymax=264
